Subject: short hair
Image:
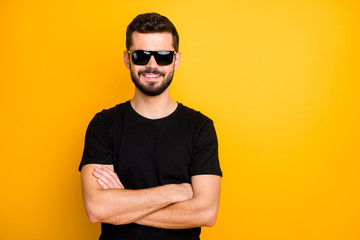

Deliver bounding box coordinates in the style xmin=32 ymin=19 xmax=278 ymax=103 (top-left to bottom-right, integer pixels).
xmin=126 ymin=12 xmax=179 ymax=52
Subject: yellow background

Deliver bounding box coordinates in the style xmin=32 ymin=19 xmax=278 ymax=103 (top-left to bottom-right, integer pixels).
xmin=1 ymin=0 xmax=359 ymax=239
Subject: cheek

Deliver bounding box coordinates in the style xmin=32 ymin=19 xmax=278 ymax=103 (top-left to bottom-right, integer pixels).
xmin=165 ymin=65 xmax=175 ymax=75
xmin=163 ymin=65 xmax=174 ymax=73
xmin=130 ymin=65 xmax=141 ymax=74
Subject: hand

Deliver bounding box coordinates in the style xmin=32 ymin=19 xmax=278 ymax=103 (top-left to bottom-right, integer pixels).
xmin=171 ymin=183 xmax=194 ymax=202
xmin=93 ymin=166 xmax=124 ymax=189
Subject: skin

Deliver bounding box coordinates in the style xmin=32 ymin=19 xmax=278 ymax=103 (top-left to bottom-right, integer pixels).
xmin=80 ymin=32 xmax=221 ymax=229
xmin=81 ymin=164 xmax=193 ymax=225
xmin=124 ymin=32 xmax=181 ymax=119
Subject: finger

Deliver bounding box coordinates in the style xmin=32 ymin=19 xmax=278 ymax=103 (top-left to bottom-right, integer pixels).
xmin=94 ymin=167 xmax=122 ymax=189
xmin=101 ymin=166 xmax=121 ymax=184
xmin=93 ymin=169 xmax=114 ymax=188
xmin=94 ymin=167 xmax=116 ymax=185
xmin=100 ymin=166 xmax=124 ymax=189
xmin=101 ymin=166 xmax=124 ymax=188
xmin=97 ymin=178 xmax=109 ymax=189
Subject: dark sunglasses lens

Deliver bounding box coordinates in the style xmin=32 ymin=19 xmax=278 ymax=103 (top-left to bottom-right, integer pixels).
xmin=131 ymin=50 xmax=174 ymax=66
xmin=155 ymin=51 xmax=174 ymax=65
xmin=131 ymin=51 xmax=151 ymax=65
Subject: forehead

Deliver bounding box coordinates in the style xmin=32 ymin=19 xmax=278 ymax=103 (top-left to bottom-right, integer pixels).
xmin=130 ymin=32 xmax=174 ymax=51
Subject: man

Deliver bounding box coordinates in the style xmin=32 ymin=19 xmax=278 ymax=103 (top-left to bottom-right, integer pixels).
xmin=79 ymin=12 xmax=222 ymax=240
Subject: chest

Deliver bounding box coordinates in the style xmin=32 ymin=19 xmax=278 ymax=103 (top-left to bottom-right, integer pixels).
xmin=112 ymin=118 xmax=195 ymax=189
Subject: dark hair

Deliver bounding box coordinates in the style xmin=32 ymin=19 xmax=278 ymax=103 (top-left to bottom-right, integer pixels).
xmin=126 ymin=12 xmax=179 ymax=52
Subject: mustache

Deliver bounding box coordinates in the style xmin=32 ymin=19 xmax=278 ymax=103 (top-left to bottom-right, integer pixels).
xmin=138 ymin=69 xmax=165 ymax=77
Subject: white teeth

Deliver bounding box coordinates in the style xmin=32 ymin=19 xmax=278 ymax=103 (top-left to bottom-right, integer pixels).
xmin=144 ymin=74 xmax=159 ymax=78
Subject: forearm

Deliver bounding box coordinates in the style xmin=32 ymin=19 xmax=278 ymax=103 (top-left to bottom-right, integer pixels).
xmin=135 ymin=175 xmax=221 ymax=229
xmin=135 ymin=194 xmax=219 ymax=229
xmin=81 ymin=164 xmax=193 ymax=225
xmin=85 ymin=185 xmax=181 ymax=225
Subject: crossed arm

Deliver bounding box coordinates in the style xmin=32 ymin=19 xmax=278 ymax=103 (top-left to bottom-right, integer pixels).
xmin=80 ymin=164 xmax=221 ymax=229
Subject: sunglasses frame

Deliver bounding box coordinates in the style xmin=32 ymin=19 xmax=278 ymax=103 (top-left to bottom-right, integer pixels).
xmin=127 ymin=50 xmax=177 ymax=66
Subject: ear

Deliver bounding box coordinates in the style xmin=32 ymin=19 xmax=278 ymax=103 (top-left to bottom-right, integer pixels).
xmin=124 ymin=50 xmax=130 ymax=69
xmin=174 ymin=52 xmax=181 ymax=70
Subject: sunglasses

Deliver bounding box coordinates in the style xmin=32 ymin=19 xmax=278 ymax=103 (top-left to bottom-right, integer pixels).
xmin=128 ymin=50 xmax=176 ymax=66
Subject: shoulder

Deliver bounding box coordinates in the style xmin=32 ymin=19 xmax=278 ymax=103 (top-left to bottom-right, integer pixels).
xmin=179 ymin=103 xmax=214 ymax=128
xmin=177 ymin=104 xmax=217 ymax=142
xmin=87 ymin=101 xmax=129 ymax=134
xmin=93 ymin=101 xmax=129 ymax=123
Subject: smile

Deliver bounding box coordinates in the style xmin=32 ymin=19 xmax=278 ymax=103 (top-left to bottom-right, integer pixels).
xmin=143 ymin=74 xmax=161 ymax=78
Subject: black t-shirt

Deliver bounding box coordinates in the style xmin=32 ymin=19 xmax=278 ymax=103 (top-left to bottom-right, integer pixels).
xmin=79 ymin=101 xmax=222 ymax=240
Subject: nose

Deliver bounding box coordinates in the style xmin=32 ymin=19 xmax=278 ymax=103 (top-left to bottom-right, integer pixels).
xmin=145 ymin=55 xmax=158 ymax=68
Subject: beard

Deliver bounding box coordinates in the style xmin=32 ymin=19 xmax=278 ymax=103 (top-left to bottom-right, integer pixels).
xmin=130 ymin=68 xmax=174 ymax=97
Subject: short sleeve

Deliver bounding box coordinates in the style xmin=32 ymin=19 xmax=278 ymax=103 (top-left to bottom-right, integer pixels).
xmin=190 ymin=117 xmax=222 ymax=177
xmin=78 ymin=113 xmax=114 ymax=171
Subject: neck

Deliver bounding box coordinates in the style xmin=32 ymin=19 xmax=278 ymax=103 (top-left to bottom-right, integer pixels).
xmin=131 ymin=88 xmax=177 ymax=119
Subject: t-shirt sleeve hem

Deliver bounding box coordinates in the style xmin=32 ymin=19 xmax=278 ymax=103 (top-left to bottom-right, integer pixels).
xmin=78 ymin=160 xmax=114 ymax=172
xmin=190 ymin=170 xmax=223 ymax=177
